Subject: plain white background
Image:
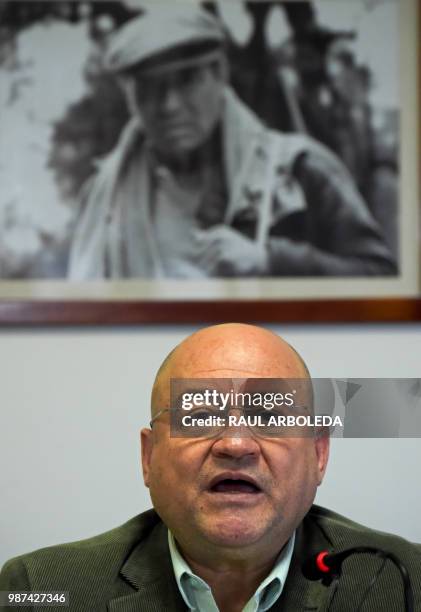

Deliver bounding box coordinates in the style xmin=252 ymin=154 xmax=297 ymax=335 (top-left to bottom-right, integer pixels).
xmin=1 ymin=323 xmax=420 ymax=566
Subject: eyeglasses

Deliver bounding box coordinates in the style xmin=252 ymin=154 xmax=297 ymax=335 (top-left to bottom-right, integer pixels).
xmin=149 ymin=404 xmax=314 ymax=439
xmin=149 ymin=409 xmax=171 ymax=429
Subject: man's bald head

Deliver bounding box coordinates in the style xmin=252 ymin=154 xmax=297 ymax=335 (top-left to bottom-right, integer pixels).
xmin=151 ymin=324 xmax=310 ymax=416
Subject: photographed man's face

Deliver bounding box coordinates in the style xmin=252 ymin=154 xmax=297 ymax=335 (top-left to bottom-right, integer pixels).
xmin=141 ymin=326 xmax=329 ymax=559
xmin=127 ymin=57 xmax=226 ymax=160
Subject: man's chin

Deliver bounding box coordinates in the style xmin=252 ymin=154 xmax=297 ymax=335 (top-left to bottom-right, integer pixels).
xmin=200 ymin=516 xmax=269 ymax=549
xmin=154 ymin=135 xmax=206 ymax=161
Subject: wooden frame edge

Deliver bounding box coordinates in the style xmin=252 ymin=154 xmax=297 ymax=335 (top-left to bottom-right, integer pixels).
xmin=0 ymin=298 xmax=421 ymax=326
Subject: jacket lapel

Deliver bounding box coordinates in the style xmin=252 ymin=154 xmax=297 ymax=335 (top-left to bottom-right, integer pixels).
xmin=107 ymin=521 xmax=186 ymax=612
xmin=271 ymin=512 xmax=335 ymax=611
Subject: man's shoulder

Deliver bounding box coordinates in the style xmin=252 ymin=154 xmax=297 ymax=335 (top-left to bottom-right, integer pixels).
xmin=266 ymin=128 xmax=340 ymax=174
xmin=308 ymin=504 xmax=421 ymax=558
xmin=0 ymin=509 xmax=161 ymax=587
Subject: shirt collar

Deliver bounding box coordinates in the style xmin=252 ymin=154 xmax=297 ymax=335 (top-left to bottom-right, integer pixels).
xmin=168 ymin=528 xmax=295 ymax=611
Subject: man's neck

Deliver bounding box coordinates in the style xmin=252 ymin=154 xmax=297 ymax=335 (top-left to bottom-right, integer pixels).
xmin=184 ymin=551 xmax=279 ymax=612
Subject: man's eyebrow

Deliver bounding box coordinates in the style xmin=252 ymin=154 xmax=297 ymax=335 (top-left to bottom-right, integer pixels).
xmin=173 ymin=388 xmax=209 ymax=400
xmin=173 ymin=385 xmax=227 ymax=398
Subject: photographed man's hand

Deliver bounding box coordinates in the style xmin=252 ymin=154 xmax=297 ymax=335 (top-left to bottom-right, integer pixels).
xmin=194 ymin=226 xmax=269 ymax=276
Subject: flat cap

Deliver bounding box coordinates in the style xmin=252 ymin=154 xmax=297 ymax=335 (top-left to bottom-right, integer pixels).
xmin=106 ymin=6 xmax=225 ymax=73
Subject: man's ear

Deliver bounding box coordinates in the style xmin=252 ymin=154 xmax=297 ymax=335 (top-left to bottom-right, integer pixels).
xmin=315 ymin=432 xmax=330 ymax=486
xmin=140 ymin=428 xmax=154 ymax=488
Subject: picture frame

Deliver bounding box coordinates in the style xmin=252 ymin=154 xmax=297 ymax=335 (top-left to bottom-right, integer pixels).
xmin=0 ymin=0 xmax=419 ymax=325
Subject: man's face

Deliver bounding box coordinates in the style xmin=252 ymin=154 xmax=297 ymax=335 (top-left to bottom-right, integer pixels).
xmin=141 ymin=326 xmax=329 ymax=559
xmin=127 ymin=57 xmax=226 ymax=160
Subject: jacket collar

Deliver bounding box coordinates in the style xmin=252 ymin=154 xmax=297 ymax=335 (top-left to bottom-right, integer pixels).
xmin=273 ymin=509 xmax=335 ymax=611
xmin=107 ymin=519 xmax=186 ymax=612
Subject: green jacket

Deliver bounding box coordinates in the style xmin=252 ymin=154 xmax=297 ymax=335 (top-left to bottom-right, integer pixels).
xmin=1 ymin=505 xmax=420 ymax=611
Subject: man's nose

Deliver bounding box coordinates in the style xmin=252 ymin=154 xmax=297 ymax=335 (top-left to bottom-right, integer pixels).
xmin=159 ymin=84 xmax=183 ymax=112
xmin=211 ymin=431 xmax=261 ymax=461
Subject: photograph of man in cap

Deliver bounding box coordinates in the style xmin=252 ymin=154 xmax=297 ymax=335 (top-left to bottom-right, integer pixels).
xmin=68 ymin=4 xmax=395 ymax=280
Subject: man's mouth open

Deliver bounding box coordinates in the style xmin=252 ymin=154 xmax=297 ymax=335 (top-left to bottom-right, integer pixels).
xmin=207 ymin=473 xmax=263 ymax=499
xmin=211 ymin=479 xmax=261 ymax=494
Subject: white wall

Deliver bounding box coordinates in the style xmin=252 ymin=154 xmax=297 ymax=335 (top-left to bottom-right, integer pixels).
xmin=1 ymin=324 xmax=421 ymax=566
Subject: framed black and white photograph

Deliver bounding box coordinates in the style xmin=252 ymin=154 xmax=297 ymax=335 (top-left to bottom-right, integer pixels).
xmin=0 ymin=0 xmax=419 ymax=323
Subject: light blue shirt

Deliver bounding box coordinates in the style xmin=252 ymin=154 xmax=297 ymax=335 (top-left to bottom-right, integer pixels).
xmin=168 ymin=529 xmax=295 ymax=612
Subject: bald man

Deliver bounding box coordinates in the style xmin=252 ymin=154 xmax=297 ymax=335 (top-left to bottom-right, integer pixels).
xmin=1 ymin=325 xmax=420 ymax=612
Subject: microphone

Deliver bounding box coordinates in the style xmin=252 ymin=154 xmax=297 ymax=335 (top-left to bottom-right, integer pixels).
xmin=302 ymin=550 xmax=341 ymax=582
xmin=302 ymin=547 xmax=414 ymax=612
